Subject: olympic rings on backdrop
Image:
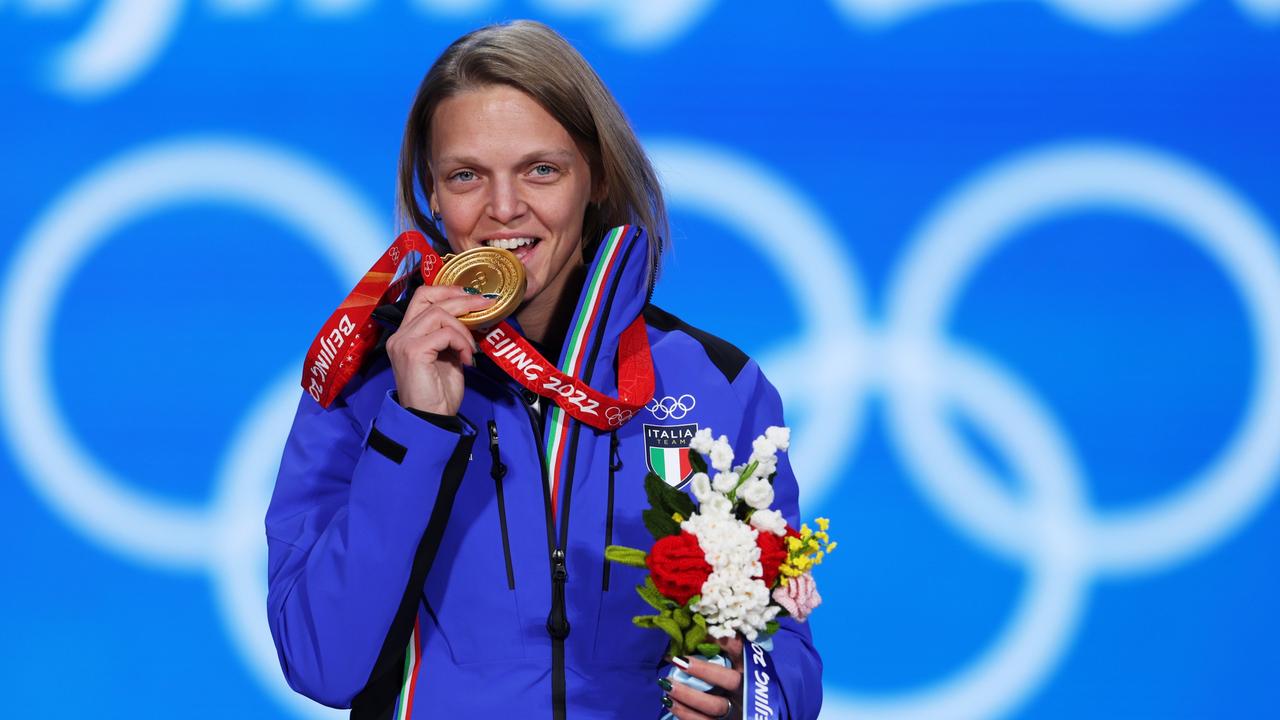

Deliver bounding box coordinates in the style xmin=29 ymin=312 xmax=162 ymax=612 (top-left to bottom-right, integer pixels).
xmin=0 ymin=137 xmax=379 ymax=719
xmin=5 ymin=137 xmax=1280 ymax=720
xmin=649 ymin=140 xmax=1280 ymax=720
xmin=27 ymin=0 xmax=1279 ymax=101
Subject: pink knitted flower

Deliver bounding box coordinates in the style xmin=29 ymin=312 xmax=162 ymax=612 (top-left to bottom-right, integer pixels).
xmin=772 ymin=572 xmax=822 ymax=621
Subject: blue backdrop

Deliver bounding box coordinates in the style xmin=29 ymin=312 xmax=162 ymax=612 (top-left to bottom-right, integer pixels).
xmin=4 ymin=1 xmax=1279 ymax=717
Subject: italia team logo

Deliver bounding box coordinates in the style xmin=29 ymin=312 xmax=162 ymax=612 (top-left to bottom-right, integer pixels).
xmin=644 ymin=423 xmax=698 ymax=488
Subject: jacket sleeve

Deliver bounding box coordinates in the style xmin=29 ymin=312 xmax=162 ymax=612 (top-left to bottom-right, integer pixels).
xmin=731 ymin=360 xmax=825 ymax=720
xmin=265 ymin=388 xmax=476 ymax=708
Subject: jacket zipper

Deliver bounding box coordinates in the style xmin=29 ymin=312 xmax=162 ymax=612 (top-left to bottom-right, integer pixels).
xmin=602 ymin=431 xmax=621 ymax=592
xmin=509 ymin=231 xmax=636 ymax=719
xmin=488 ymin=420 xmax=516 ymax=590
xmin=514 ymin=390 xmax=570 ymax=720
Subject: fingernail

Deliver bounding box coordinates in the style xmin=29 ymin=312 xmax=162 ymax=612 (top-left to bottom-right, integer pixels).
xmin=482 ymin=292 xmax=501 ymax=300
xmin=462 ymin=286 xmax=480 ymax=295
xmin=661 ymin=695 xmax=673 ymax=709
xmin=670 ymin=656 xmax=690 ymax=670
xmin=657 ymin=678 xmax=672 ymax=692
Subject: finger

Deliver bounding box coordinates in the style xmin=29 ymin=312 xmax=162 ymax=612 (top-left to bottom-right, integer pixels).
xmin=402 ymin=285 xmax=493 ymax=324
xmin=431 ymin=292 xmax=499 ymax=319
xmin=393 ymin=307 xmax=478 ymax=363
xmin=397 ymin=324 xmax=475 ymax=366
xmin=400 ymin=305 xmax=481 ymax=356
xmin=666 ymin=696 xmax=720 ymax=720
xmin=672 ymin=655 xmax=742 ymax=693
xmin=668 ymin=682 xmax=733 ymax=719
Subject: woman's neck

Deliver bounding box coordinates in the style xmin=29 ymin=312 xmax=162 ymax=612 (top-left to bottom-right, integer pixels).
xmin=516 ymin=263 xmax=587 ymax=351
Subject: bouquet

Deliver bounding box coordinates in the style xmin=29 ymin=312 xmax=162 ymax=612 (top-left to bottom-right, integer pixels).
xmin=605 ymin=426 xmax=835 ymax=660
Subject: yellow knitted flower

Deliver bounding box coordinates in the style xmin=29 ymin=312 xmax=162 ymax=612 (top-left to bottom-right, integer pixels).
xmin=779 ymin=518 xmax=837 ymax=586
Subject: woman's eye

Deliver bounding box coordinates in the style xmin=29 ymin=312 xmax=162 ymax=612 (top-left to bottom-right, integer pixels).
xmin=450 ymin=170 xmax=476 ymax=182
xmin=531 ymin=164 xmax=557 ymax=177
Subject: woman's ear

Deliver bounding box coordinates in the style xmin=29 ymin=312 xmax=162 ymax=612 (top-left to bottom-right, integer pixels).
xmin=427 ymin=177 xmax=441 ymax=219
xmin=586 ymin=148 xmax=607 ymax=205
xmin=421 ymin=158 xmax=438 ymax=214
xmin=590 ymin=174 xmax=608 ymax=205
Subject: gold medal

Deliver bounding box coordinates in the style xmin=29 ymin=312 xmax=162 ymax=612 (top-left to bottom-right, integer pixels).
xmin=432 ymin=246 xmax=527 ymax=328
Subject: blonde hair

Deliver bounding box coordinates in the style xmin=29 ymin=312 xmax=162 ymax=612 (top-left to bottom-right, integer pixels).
xmin=397 ymin=20 xmax=667 ymax=281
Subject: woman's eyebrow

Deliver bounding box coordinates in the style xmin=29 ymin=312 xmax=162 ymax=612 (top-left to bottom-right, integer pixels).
xmin=518 ymin=148 xmax=576 ymax=164
xmin=436 ymin=148 xmax=577 ymax=168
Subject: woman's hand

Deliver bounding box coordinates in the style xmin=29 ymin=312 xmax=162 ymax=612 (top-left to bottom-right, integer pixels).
xmin=663 ymin=635 xmax=743 ymax=720
xmin=386 ymin=285 xmax=494 ymax=416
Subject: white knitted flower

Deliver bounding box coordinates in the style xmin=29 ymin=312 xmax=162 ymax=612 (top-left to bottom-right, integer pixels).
xmin=712 ymin=471 xmax=739 ymax=494
xmin=690 ymin=427 xmax=714 ymax=455
xmin=683 ymin=504 xmax=774 ymax=641
xmin=701 ymin=494 xmax=733 ymax=517
xmin=689 ymin=472 xmax=712 ymax=502
xmin=749 ymin=508 xmax=788 ymax=536
xmin=765 ymin=426 xmax=791 ymax=451
xmin=750 ymin=436 xmax=776 ymax=463
xmin=709 ymin=435 xmax=735 ymax=473
xmin=739 ymin=478 xmax=774 ymax=510
xmin=675 ymin=425 xmax=798 ymax=641
xmin=750 ymin=456 xmax=778 ymax=480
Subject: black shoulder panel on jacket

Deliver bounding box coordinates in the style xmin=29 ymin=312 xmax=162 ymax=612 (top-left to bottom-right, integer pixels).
xmin=643 ymin=304 xmax=750 ymax=383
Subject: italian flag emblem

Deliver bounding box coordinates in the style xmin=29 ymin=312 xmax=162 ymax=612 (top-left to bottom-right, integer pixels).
xmin=644 ymin=423 xmax=698 ymax=489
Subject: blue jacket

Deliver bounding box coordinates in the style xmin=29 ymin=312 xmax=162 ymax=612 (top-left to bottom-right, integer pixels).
xmin=266 ymin=227 xmax=823 ymax=719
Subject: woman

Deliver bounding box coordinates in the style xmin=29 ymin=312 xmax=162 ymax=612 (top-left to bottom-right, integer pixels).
xmin=266 ymin=20 xmax=822 ymax=720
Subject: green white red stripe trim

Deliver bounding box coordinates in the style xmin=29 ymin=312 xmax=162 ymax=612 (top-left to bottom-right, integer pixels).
xmin=393 ymin=617 xmax=422 ymax=720
xmin=544 ymin=225 xmax=630 ymax=515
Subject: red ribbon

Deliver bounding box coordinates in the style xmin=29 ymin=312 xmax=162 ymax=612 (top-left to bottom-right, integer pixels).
xmin=302 ymin=231 xmax=654 ymax=430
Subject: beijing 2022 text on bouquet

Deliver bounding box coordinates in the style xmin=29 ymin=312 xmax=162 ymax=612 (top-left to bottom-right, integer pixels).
xmin=605 ymin=425 xmax=834 ymax=711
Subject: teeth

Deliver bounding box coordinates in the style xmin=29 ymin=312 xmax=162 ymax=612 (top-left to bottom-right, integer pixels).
xmin=485 ymin=237 xmax=537 ymax=250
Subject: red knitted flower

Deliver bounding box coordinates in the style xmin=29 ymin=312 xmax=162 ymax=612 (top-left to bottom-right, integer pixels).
xmin=647 ymin=531 xmax=712 ymax=605
xmin=756 ymin=530 xmax=789 ymax=588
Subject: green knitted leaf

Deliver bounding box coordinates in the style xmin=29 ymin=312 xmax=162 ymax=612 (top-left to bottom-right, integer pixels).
xmin=666 ymin=638 xmax=682 ymax=660
xmin=672 ymin=606 xmax=692 ymax=629
xmin=632 ymin=615 xmax=659 ymax=629
xmin=643 ymin=507 xmax=681 ymax=540
xmin=605 ymin=545 xmax=649 ymax=568
xmin=644 ymin=472 xmax=695 ymax=520
xmin=683 ymin=620 xmax=708 ymax=655
xmin=635 ymin=577 xmax=669 ymax=611
xmin=653 ymin=615 xmax=684 ymax=648
xmin=688 ymin=450 xmax=708 ymax=475
xmin=696 ymin=642 xmax=722 ymax=658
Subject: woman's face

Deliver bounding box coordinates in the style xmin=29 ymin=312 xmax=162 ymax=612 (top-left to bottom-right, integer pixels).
xmin=429 ymin=84 xmax=596 ymax=313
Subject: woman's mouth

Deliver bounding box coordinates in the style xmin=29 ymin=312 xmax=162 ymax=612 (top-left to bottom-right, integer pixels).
xmin=484 ymin=236 xmax=540 ymax=262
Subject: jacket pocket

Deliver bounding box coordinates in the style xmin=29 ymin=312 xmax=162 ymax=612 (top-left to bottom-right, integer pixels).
xmin=421 ymin=424 xmax=525 ymax=665
xmin=489 ymin=420 xmax=516 ymax=590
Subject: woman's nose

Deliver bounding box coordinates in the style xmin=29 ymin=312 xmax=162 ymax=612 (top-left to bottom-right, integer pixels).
xmin=486 ymin=176 xmax=528 ymax=224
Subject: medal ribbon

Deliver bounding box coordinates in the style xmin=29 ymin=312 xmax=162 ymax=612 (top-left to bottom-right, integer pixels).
xmin=302 ymin=230 xmax=433 ymax=409
xmin=742 ymin=640 xmax=785 ymax=719
xmin=302 ymin=230 xmax=654 ymax=431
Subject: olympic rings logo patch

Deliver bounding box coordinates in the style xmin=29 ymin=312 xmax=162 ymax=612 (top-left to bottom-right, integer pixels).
xmin=647 ymin=394 xmax=697 ymax=420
